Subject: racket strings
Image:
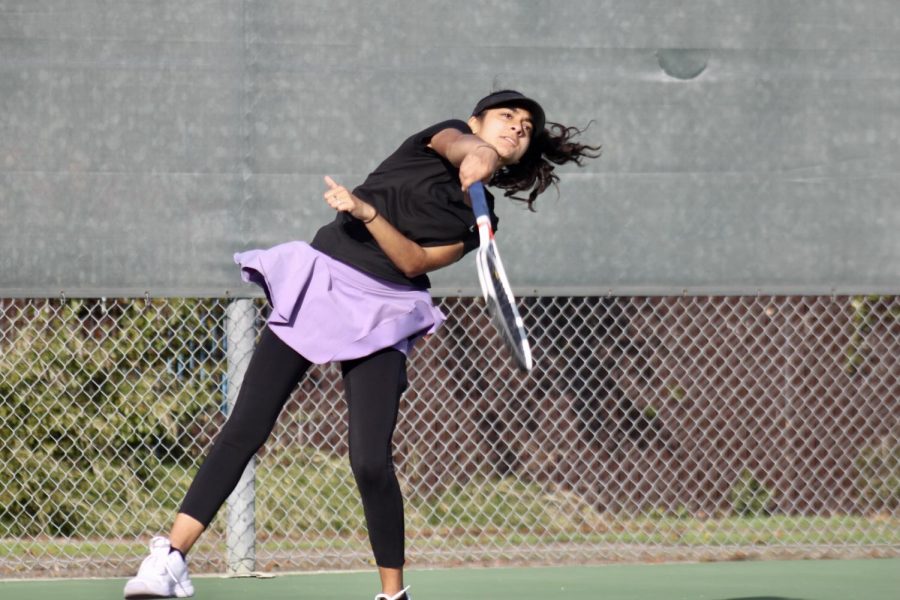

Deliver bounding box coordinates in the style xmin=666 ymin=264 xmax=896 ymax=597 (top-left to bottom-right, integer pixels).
xmin=484 ymin=251 xmax=531 ymax=370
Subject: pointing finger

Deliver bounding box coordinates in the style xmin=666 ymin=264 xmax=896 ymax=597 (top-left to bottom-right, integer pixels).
xmin=324 ymin=175 xmax=339 ymax=189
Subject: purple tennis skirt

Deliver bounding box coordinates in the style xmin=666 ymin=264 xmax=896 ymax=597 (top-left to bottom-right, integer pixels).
xmin=234 ymin=241 xmax=445 ymax=364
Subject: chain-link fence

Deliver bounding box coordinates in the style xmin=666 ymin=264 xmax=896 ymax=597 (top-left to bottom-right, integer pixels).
xmin=0 ymin=295 xmax=897 ymax=578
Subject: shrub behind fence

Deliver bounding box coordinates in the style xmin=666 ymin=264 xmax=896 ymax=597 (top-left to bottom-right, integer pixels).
xmin=0 ymin=295 xmax=897 ymax=577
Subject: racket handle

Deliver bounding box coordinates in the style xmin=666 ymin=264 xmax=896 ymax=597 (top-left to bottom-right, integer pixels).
xmin=469 ymin=182 xmax=490 ymax=220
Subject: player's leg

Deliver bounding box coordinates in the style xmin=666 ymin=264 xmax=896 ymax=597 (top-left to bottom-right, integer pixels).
xmin=125 ymin=326 xmax=312 ymax=598
xmin=176 ymin=326 xmax=312 ymax=536
xmin=341 ymin=349 xmax=411 ymax=600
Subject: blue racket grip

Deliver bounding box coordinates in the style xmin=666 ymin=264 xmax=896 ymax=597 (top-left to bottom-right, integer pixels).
xmin=469 ymin=181 xmax=490 ymax=220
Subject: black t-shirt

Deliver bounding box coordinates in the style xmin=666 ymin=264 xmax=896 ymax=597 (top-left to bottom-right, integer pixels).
xmin=311 ymin=119 xmax=499 ymax=289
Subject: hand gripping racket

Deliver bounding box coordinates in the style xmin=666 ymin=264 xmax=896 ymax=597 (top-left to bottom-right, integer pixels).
xmin=469 ymin=181 xmax=533 ymax=372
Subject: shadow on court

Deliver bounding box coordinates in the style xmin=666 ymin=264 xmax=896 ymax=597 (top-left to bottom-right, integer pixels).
xmin=717 ymin=597 xmax=807 ymax=600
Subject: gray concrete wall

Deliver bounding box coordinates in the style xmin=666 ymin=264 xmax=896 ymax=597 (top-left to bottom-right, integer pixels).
xmin=2 ymin=1 xmax=898 ymax=296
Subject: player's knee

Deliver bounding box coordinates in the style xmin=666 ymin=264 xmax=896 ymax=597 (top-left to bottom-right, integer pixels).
xmin=349 ymin=452 xmax=393 ymax=491
xmin=216 ymin=422 xmax=268 ymax=457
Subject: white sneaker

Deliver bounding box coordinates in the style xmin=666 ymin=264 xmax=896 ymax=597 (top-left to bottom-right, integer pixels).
xmin=375 ymin=586 xmax=411 ymax=600
xmin=124 ymin=536 xmax=195 ymax=598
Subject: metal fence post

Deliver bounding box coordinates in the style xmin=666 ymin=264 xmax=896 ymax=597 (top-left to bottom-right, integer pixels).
xmin=225 ymin=299 xmax=256 ymax=576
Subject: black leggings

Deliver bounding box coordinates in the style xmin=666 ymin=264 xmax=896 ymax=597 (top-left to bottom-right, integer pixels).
xmin=180 ymin=326 xmax=409 ymax=568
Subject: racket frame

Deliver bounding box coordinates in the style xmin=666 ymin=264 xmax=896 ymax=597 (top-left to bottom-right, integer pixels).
xmin=468 ymin=182 xmax=533 ymax=372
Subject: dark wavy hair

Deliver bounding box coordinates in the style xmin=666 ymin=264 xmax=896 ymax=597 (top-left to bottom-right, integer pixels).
xmin=482 ymin=120 xmax=602 ymax=211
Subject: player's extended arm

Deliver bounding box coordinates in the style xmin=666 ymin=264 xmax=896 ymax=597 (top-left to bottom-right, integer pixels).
xmin=428 ymin=128 xmax=500 ymax=191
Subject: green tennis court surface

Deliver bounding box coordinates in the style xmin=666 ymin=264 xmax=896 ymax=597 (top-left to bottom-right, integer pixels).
xmin=1 ymin=559 xmax=897 ymax=600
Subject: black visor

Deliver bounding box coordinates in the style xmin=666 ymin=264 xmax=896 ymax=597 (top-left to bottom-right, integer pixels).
xmin=471 ymin=90 xmax=546 ymax=133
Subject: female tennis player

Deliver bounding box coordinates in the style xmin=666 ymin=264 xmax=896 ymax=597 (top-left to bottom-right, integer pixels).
xmin=124 ymin=90 xmax=600 ymax=600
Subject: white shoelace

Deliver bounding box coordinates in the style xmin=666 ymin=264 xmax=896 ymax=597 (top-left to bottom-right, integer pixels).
xmin=145 ymin=537 xmax=190 ymax=597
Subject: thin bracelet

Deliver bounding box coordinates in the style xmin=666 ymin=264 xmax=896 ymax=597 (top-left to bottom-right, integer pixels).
xmin=474 ymin=143 xmax=500 ymax=157
xmin=362 ymin=210 xmax=379 ymax=224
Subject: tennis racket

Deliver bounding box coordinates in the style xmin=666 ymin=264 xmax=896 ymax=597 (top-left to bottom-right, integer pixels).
xmin=469 ymin=181 xmax=533 ymax=372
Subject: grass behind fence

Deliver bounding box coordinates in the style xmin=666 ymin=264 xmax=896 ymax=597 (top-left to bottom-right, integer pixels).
xmin=2 ymin=447 xmax=897 ymax=570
